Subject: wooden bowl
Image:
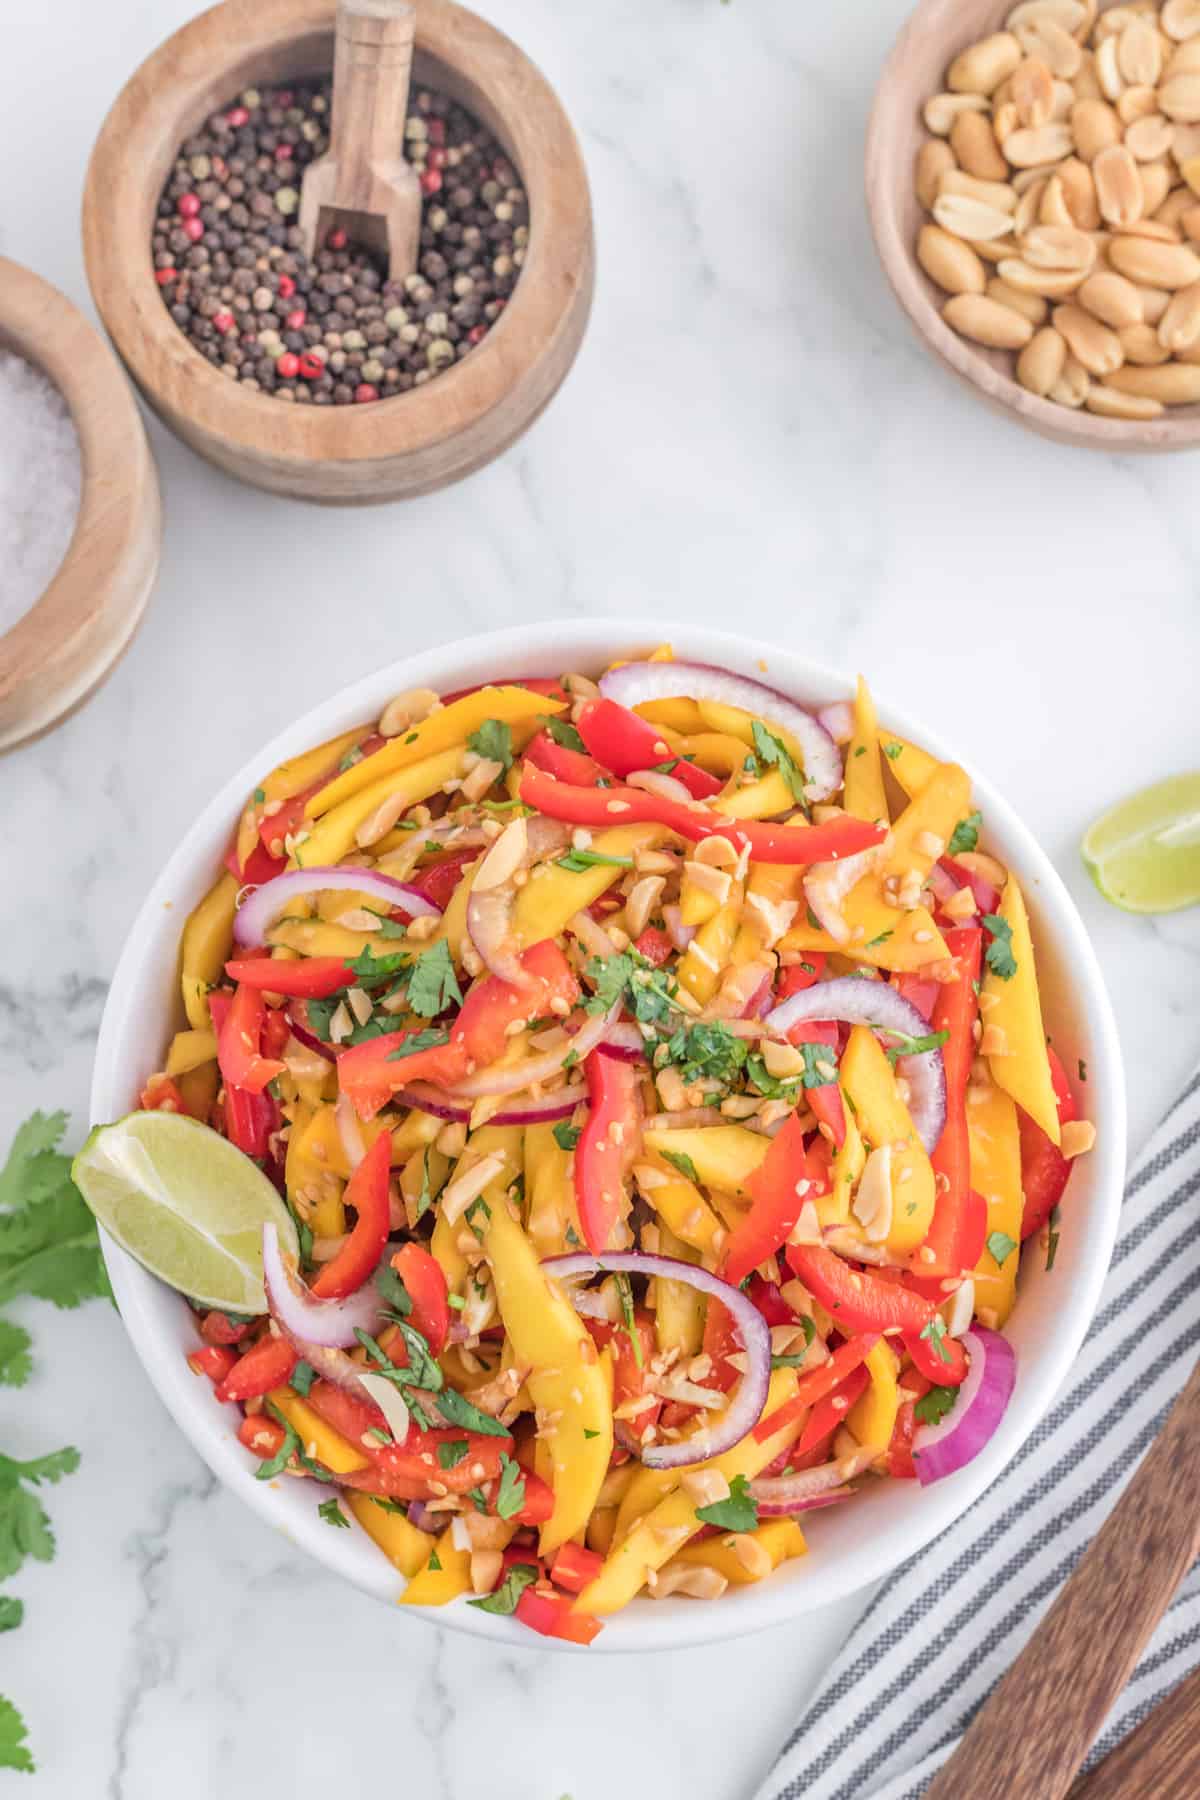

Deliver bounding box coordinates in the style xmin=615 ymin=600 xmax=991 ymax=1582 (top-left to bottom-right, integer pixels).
xmin=0 ymin=259 xmax=161 ymax=753
xmin=82 ymin=0 xmax=594 ymax=504
xmin=866 ymin=0 xmax=1200 ymax=452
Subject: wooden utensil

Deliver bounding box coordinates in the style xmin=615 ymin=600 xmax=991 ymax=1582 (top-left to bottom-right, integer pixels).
xmin=298 ymin=0 xmax=421 ymax=280
xmin=925 ymin=1356 xmax=1200 ymax=1800
xmin=0 ymin=257 xmax=160 ymax=752
xmin=84 ymin=0 xmax=594 ymax=505
xmin=1070 ymin=1665 xmax=1200 ymax=1799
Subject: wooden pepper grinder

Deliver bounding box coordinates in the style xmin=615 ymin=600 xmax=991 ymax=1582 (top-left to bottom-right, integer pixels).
xmin=298 ymin=0 xmax=421 ymax=280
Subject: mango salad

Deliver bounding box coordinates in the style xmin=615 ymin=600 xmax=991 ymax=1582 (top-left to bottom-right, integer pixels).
xmin=151 ymin=652 xmax=1096 ymax=1642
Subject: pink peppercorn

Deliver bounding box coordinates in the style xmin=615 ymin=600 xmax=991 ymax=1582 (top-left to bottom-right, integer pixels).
xmin=155 ymin=268 xmax=178 ymax=286
xmin=277 ymin=274 xmax=297 ymax=299
xmin=213 ymin=310 xmax=235 ymax=334
xmin=177 ymin=193 xmax=202 ymax=218
xmin=276 ymin=352 xmax=300 ymax=378
xmin=274 ymin=144 xmax=294 ymax=161
xmin=182 ymin=218 xmax=205 ymax=242
xmin=226 ymin=106 xmax=249 ymax=127
xmin=419 ymin=169 xmax=442 ymax=196
xmin=427 ymin=118 xmax=445 ymax=145
xmin=285 ymin=308 xmax=306 ymax=330
xmin=327 ymin=228 xmax=347 ymax=250
xmin=428 ymin=148 xmax=448 ymax=171
xmin=297 ymin=352 xmax=324 ymax=380
xmin=354 ymin=382 xmax=379 ymax=403
xmin=467 ymin=324 xmax=487 ymax=345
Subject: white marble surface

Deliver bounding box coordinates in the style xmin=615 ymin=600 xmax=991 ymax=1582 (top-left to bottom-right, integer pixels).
xmin=3 ymin=0 xmax=1200 ymax=1795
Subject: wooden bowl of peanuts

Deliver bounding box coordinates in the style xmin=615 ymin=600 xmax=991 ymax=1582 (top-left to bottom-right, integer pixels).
xmin=867 ymin=0 xmax=1200 ymax=448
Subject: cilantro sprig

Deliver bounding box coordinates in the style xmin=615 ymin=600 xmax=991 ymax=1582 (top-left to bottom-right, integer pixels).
xmin=751 ymin=721 xmax=809 ymax=812
xmin=981 ymin=914 xmax=1017 ymax=981
xmin=695 ymin=1473 xmax=759 ymax=1532
xmin=467 ymin=719 xmax=514 ymax=771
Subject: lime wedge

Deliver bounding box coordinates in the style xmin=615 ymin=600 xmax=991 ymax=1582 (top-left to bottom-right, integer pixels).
xmin=73 ymin=1111 xmax=297 ymax=1312
xmin=1082 ymin=773 xmax=1200 ymax=914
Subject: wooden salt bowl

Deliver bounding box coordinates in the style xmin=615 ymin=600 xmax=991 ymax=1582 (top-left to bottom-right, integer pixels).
xmin=82 ymin=0 xmax=595 ymax=504
xmin=0 ymin=258 xmax=161 ymax=753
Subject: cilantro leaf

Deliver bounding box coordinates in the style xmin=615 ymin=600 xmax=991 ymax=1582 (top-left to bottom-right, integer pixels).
xmin=751 ymin=721 xmax=808 ymax=810
xmin=558 ymin=849 xmax=634 ymax=873
xmin=914 ymin=1385 xmax=958 ymax=1427
xmin=947 ymin=811 xmax=982 ymax=857
xmin=882 ymin=742 xmax=904 ymax=762
xmin=987 ymin=1231 xmax=1017 ymax=1267
xmin=864 ymin=929 xmax=893 ymax=950
xmin=289 ymin=1360 xmax=315 ymax=1398
xmin=884 ymin=1028 xmax=949 ymax=1067
xmin=553 ymin=1121 xmax=581 ymax=1153
xmin=435 ymin=1387 xmax=510 ymax=1437
xmin=347 ymin=945 xmax=409 ymax=985
xmin=695 ymin=1472 xmax=758 ymax=1532
xmin=663 ymin=1020 xmax=747 ymax=1089
xmin=437 ymin=1439 xmax=470 ymax=1471
xmin=468 ymin=1561 xmax=539 ymax=1615
xmin=387 ymin=1027 xmax=451 ymax=1063
xmin=318 ymin=1497 xmax=349 ymax=1528
xmin=0 ymin=1322 xmax=33 ymax=1390
xmin=660 ymin=1149 xmax=700 ymax=1185
xmin=0 ymin=1694 xmax=34 ymax=1773
xmin=0 ymin=1444 xmax=81 ymax=1583
xmin=406 ymin=939 xmax=463 ymax=1019
xmin=428 ymin=1548 xmax=443 ymax=1571
xmin=0 ymin=1597 xmax=21 ymax=1633
xmin=543 ymin=716 xmax=586 ymax=752
xmin=583 ymin=951 xmax=637 ymax=1015
xmin=364 ymin=910 xmax=409 ymax=939
xmin=467 ymin=719 xmax=514 ymax=772
xmin=0 ymin=1113 xmax=111 ymax=1311
xmin=494 ymin=1453 xmax=527 ymax=1520
xmin=981 ymin=914 xmax=1018 ymax=981
xmin=794 ymin=1040 xmax=840 ymax=1090
xmin=746 ymin=1054 xmax=800 ymax=1102
xmin=919 ymin=1315 xmax=952 ymax=1364
xmin=375 ymin=1263 xmax=413 ymax=1320
xmin=253 ymin=1417 xmax=299 ymax=1481
xmin=583 ymin=950 xmax=678 ymax=1029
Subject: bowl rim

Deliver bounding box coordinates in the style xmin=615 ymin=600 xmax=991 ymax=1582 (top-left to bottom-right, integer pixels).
xmin=90 ymin=619 xmax=1127 ymax=1653
xmin=81 ymin=0 xmax=593 ymax=475
xmin=864 ymin=0 xmax=1200 ymax=452
xmin=0 ymin=256 xmax=161 ymax=751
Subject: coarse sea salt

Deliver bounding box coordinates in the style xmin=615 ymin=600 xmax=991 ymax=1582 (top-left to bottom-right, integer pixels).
xmin=0 ymin=350 xmax=82 ymax=634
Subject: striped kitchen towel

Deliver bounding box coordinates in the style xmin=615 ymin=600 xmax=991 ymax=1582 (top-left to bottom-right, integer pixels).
xmin=757 ymin=1068 xmax=1200 ymax=1800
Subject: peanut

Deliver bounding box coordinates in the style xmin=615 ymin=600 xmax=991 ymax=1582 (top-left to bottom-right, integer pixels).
xmin=1004 ymin=122 xmax=1076 ymax=164
xmin=933 ymin=192 xmax=1018 ymax=241
xmin=948 ymin=33 xmax=1024 ymax=95
xmin=1157 ymin=276 xmax=1200 ymax=343
xmin=1093 ymin=145 xmax=1146 ymax=224
xmin=1126 ymin=113 xmax=1177 ymax=158
xmin=1053 ymin=300 xmax=1126 ymax=370
xmin=918 ymin=224 xmax=988 ymax=295
xmin=1139 ymin=159 xmax=1176 ymax=213
xmin=916 ymin=139 xmax=957 ymax=211
xmin=1017 ymin=323 xmax=1069 ymax=390
xmin=1059 ymin=156 xmax=1102 ymax=227
xmin=940 ymin=169 xmax=1019 ymax=210
xmin=1078 ymin=268 xmax=1146 ymax=324
xmin=1160 ymin=72 xmax=1200 ymax=120
xmin=1120 ymin=319 xmax=1172 ymax=360
xmin=924 ymin=93 xmax=989 ymax=136
xmin=1049 ymin=351 xmax=1093 ymax=402
xmin=1119 ymin=16 xmax=1164 ymax=82
xmin=1070 ymin=96 xmax=1122 ymax=159
xmin=1013 ymin=55 xmax=1056 ymax=125
xmin=1105 ymin=357 xmax=1200 ymax=395
xmin=997 ymin=255 xmax=1089 ymax=295
xmin=1163 ymin=0 xmax=1200 ymax=39
xmin=1020 ymin=222 xmax=1098 ymax=269
xmin=1086 ymin=382 xmax=1166 ymax=413
xmin=1108 ymin=233 xmax=1200 ymax=282
xmin=988 ymin=274 xmax=1051 ymax=321
xmin=1185 ymin=205 xmax=1200 ymax=238
xmin=943 ymin=292 xmax=1037 ymax=346
xmin=951 ymin=109 xmax=1010 ymax=179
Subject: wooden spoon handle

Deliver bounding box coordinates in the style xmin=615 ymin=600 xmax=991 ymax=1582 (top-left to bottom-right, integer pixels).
xmin=924 ymin=1354 xmax=1200 ymax=1800
xmin=330 ymin=0 xmax=415 ymax=204
xmin=1069 ymin=1666 xmax=1200 ymax=1800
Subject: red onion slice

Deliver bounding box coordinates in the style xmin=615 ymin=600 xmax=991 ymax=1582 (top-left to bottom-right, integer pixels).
xmin=397 ymin=1081 xmax=586 ymax=1126
xmin=816 ymin=700 xmax=855 ymax=746
xmin=288 ymin=1015 xmax=338 ymax=1063
xmin=600 ymin=1021 xmax=648 ymax=1062
xmin=262 ymin=1222 xmax=383 ymax=1349
xmin=763 ymin=975 xmax=947 ymax=1153
xmin=335 ymin=1093 xmax=367 ymax=1172
xmin=542 ymin=1251 xmax=771 ymax=1469
xmin=627 ymin=768 xmax=693 ymax=805
xmin=445 ymin=1002 xmax=619 ymax=1100
xmin=751 ymin=1468 xmax=859 ymax=1516
xmin=913 ymin=1327 xmax=1015 ymax=1486
xmin=598 ymin=660 xmax=842 ymax=802
xmin=466 ymin=816 xmax=571 ymax=986
xmin=662 ymin=905 xmax=695 ymax=953
xmin=234 ymin=866 xmax=440 ymax=946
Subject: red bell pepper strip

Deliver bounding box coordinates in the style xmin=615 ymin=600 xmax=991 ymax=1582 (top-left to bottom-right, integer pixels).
xmin=304 ymin=1379 xmax=513 ymax=1491
xmin=722 ymin=1114 xmax=829 ymax=1287
xmin=515 ymin=1586 xmax=604 ymax=1646
xmin=887 ymin=1395 xmax=921 ymax=1480
xmin=787 ymin=1243 xmax=935 ymax=1335
xmin=752 ymin=1333 xmax=881 ymax=1441
xmin=187 ymin=1344 xmax=238 ymax=1384
xmin=408 ymin=847 xmax=478 ymax=912
xmin=200 ymin=1309 xmax=251 ymax=1347
xmin=902 ymin=1323 xmax=968 ymax=1387
xmin=390 ymin=1243 xmax=450 ymax=1356
xmin=237 ymin=1413 xmax=289 ymax=1459
xmin=776 ymin=952 xmax=828 ymax=1002
xmin=632 ymin=925 xmax=673 ymax=967
xmin=499 ymin=1467 xmax=555 ymax=1528
xmin=785 ymin=1022 xmax=845 ymax=1147
xmin=524 ymin=728 xmax=606 ymax=787
xmin=574 ymin=697 xmax=724 ymax=800
xmin=217 ymin=982 xmax=286 ymax=1096
xmin=519 ymin=765 xmax=886 ymax=867
xmin=225 ymin=956 xmax=356 ymax=999
xmin=550 ymin=1541 xmax=605 ymax=1595
xmin=224 ymin=1085 xmax=278 ymax=1160
xmin=918 ymin=927 xmax=986 ymax=1279
xmin=746 ymin=1273 xmax=794 ymax=1327
xmin=892 ymin=972 xmax=939 ymax=1023
xmin=941 ymin=855 xmax=1000 ymax=916
xmin=215 ymin=1334 xmax=298 ymax=1402
xmin=224 ymin=832 xmax=286 ymax=885
xmin=338 ymin=938 xmax=580 ymax=1117
xmin=1020 ymin=1046 xmax=1079 ymax=1241
xmin=257 ymin=786 xmax=320 ymax=861
xmin=139 ymin=1074 xmax=190 ymax=1116
xmin=794 ymin=1364 xmax=872 ymax=1455
xmin=311 ymin=1131 xmax=392 ymax=1299
xmin=575 ymin=1047 xmax=643 ymax=1254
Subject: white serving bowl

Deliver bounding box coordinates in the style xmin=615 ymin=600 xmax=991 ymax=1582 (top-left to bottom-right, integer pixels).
xmin=90 ymin=621 xmax=1126 ymax=1653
